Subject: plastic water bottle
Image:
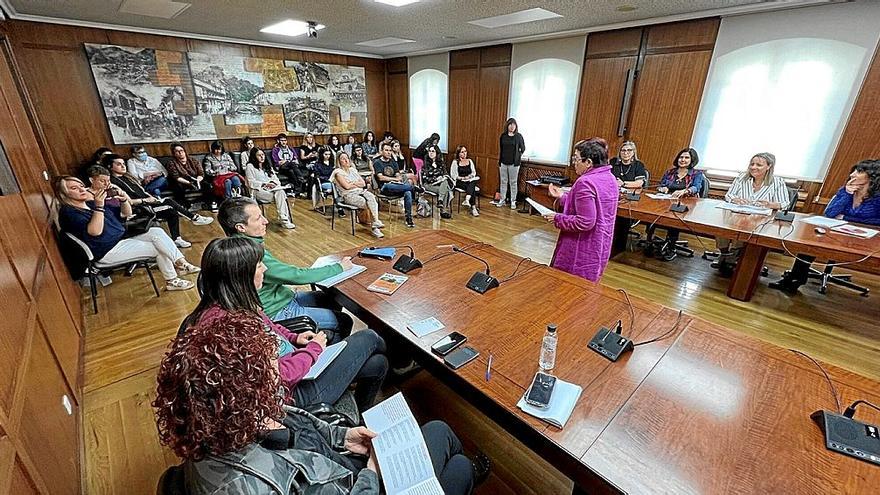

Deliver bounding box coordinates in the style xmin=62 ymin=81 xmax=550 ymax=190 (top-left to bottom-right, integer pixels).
xmin=539 ymin=324 xmax=558 ymax=371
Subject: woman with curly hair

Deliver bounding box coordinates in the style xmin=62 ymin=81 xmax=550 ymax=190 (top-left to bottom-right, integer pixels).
xmin=178 ymin=237 xmax=388 ymax=410
xmin=154 ymin=263 xmax=479 ymax=494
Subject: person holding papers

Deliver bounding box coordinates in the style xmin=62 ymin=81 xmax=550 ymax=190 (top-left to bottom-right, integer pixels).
xmin=156 ymin=286 xmax=478 ymax=494
xmin=245 ymin=147 xmax=295 ymax=230
xmin=219 ymin=197 xmax=354 ymax=342
xmin=770 ymin=160 xmax=880 ymax=293
xmin=544 ymin=138 xmax=619 ymax=282
xmin=713 ymin=152 xmax=790 ymax=276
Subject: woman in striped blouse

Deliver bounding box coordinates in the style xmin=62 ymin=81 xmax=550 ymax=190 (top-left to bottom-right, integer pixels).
xmin=713 ymin=152 xmax=790 ymax=275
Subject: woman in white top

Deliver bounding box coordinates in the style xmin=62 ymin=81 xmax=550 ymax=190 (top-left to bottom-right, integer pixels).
xmin=449 ymin=145 xmax=480 ymax=217
xmin=714 ymin=152 xmax=790 ymax=273
xmin=244 ymin=147 xmax=295 ymax=229
xmin=332 ymin=152 xmax=385 ymax=238
xmin=239 ymin=136 xmax=255 ymax=169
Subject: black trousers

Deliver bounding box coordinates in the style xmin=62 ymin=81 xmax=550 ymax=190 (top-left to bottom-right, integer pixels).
xmin=455 ymin=179 xmax=477 ymax=198
xmin=152 ymin=198 xmax=194 ymax=239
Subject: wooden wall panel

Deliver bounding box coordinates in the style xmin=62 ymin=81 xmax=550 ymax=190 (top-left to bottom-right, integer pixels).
xmin=646 ymin=18 xmax=720 ymax=51
xmin=586 ymin=28 xmax=641 ymax=58
xmin=8 ymin=457 xmax=40 ymax=495
xmin=0 ymin=246 xmax=31 ymax=416
xmin=448 ymin=67 xmax=479 ymax=153
xmin=574 ymin=56 xmax=636 ymax=154
xmin=386 ymin=71 xmax=409 ymax=145
xmin=36 ymin=266 xmax=82 ymax=398
xmin=820 ymin=46 xmax=880 ymax=200
xmin=475 ymin=65 xmax=510 ymax=156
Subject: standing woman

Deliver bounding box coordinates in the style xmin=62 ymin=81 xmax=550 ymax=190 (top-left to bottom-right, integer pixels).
xmin=713 ymin=152 xmax=789 ymax=274
xmin=491 ymin=118 xmax=526 ymax=209
xmin=245 ymin=147 xmax=296 ymax=230
xmin=420 ymin=144 xmax=453 ymax=219
xmin=449 ymin=145 xmax=480 ymax=217
xmin=610 ymin=141 xmax=647 ymax=189
xmin=362 ymin=130 xmax=378 ymax=159
xmin=202 ymin=140 xmax=245 ymax=199
xmin=544 ymin=138 xmax=619 ymax=282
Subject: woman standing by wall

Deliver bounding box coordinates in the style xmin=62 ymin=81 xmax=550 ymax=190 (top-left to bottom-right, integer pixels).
xmin=491 ymin=118 xmax=526 ymax=210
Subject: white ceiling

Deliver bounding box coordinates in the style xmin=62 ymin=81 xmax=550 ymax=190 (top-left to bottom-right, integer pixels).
xmin=2 ymin=0 xmax=839 ymax=58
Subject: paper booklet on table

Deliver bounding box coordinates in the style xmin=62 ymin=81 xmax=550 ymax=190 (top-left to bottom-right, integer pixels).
xmin=363 ymin=393 xmax=444 ymax=495
xmin=367 ymin=273 xmax=408 ymax=295
xmin=301 ymin=341 xmax=347 ymax=380
xmin=800 ymin=216 xmax=847 ymax=228
xmin=310 ymin=258 xmax=366 ymax=287
xmin=832 ymin=224 xmax=878 ymax=238
xmin=526 ymin=198 xmax=554 ymax=216
xmin=516 ymin=377 xmax=583 ymax=428
xmin=407 ymin=317 xmax=445 ymax=337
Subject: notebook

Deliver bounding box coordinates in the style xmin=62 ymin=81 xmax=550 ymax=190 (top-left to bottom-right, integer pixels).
xmin=516 ymin=377 xmax=582 ymax=428
xmin=407 ymin=317 xmax=445 ymax=337
xmin=311 ymin=258 xmax=367 ymax=287
xmin=367 ymin=273 xmax=408 ymax=295
xmin=302 ymin=341 xmax=347 ymax=380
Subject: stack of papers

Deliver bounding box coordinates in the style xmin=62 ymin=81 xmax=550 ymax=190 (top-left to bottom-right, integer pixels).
xmin=646 ymin=192 xmax=673 ymax=200
xmin=302 ymin=341 xmax=347 ymax=380
xmin=832 ymin=224 xmax=878 ymax=238
xmin=516 ymin=377 xmax=582 ymax=428
xmin=800 ymin=216 xmax=847 ymax=228
xmin=716 ymin=202 xmax=772 ymax=215
xmin=311 ymin=258 xmax=366 ymax=287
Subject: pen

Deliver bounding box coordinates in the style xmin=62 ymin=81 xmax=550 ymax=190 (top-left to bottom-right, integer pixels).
xmin=486 ymin=353 xmax=493 ymax=381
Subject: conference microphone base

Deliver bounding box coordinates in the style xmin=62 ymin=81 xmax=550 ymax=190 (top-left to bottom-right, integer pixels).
xmin=625 ymin=193 xmax=641 ymax=201
xmin=669 ymin=203 xmax=689 ymax=213
xmin=811 ymin=409 xmax=880 ymax=466
xmin=393 ymin=255 xmax=422 ymax=274
xmin=774 ymin=211 xmax=795 ymax=222
xmin=588 ymin=327 xmax=633 ymax=362
xmin=466 ymin=272 xmax=499 ymax=294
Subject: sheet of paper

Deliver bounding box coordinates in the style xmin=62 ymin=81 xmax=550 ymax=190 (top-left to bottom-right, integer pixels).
xmin=800 ymin=216 xmax=848 ymax=228
xmin=407 ymin=317 xmax=445 ymax=338
xmin=526 ymin=198 xmax=554 ymax=216
xmin=311 ymin=257 xmax=367 ymax=287
xmin=716 ymin=202 xmax=772 ymax=216
xmin=646 ymin=193 xmax=673 ymax=200
xmin=832 ymin=224 xmax=878 ymax=238
xmin=301 ymin=341 xmax=347 ymax=380
xmin=363 ymin=393 xmax=442 ymax=495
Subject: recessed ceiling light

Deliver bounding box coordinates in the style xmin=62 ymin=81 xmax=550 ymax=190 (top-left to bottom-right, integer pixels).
xmin=356 ymin=37 xmax=417 ymax=48
xmin=260 ymin=19 xmax=325 ymax=37
xmin=617 ymin=5 xmax=638 ymax=12
xmin=119 ymin=0 xmax=191 ymax=19
xmin=374 ymin=0 xmax=420 ymax=6
xmin=468 ymin=8 xmax=562 ymax=29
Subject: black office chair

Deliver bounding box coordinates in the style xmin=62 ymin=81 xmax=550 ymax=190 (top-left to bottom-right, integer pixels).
xmin=625 ymin=169 xmax=650 ymax=246
xmin=643 ymin=175 xmax=710 ymax=261
xmin=805 ymin=263 xmax=870 ymax=296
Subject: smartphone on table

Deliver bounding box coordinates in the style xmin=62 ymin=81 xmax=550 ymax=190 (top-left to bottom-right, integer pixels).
xmin=444 ymin=346 xmax=479 ymax=370
xmin=431 ymin=332 xmax=467 ymax=356
xmin=525 ymin=372 xmax=557 ymax=408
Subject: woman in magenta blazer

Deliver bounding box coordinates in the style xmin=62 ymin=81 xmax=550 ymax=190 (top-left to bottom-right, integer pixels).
xmin=545 ymin=138 xmax=619 ymax=282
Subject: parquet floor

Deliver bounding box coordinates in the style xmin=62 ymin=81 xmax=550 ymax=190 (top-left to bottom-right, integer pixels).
xmin=79 ymin=199 xmax=880 ymax=494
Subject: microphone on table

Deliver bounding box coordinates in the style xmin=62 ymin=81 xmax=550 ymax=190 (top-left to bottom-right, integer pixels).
xmin=392 ymin=245 xmax=422 ymax=274
xmin=669 ymin=196 xmax=689 ymax=213
xmin=451 ymin=246 xmax=499 ymax=294
xmin=774 ymin=205 xmax=795 ymax=223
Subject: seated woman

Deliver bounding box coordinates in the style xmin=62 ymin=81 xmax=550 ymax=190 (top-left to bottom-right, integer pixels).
xmin=333 ymin=152 xmax=385 ymax=238
xmin=245 ymin=147 xmax=296 ymax=230
xmin=313 ymin=147 xmax=336 ymax=209
xmin=412 ymin=132 xmax=441 ymax=163
xmin=239 ymin=135 xmax=255 ymax=169
xmin=351 ymin=145 xmax=374 ymax=180
xmin=391 ymin=139 xmax=416 ymax=184
xmin=165 ymin=142 xmax=207 ymax=206
xmin=361 ymin=130 xmax=378 ymax=159
xmin=770 ymin=159 xmax=880 ymax=293
xmin=343 ymin=134 xmax=357 ymax=157
xmin=202 ymin=140 xmax=244 ymax=200
xmin=299 ymin=132 xmax=320 ymax=169
xmin=610 ymin=140 xmax=647 ymax=189
xmin=544 ymin=138 xmax=619 ymax=282
xmin=101 ymin=157 xmax=214 ymax=247
xmin=55 ymin=175 xmax=198 ymax=291
xmin=154 ymin=271 xmax=477 ymax=494
xmin=179 ymin=237 xmax=388 ymax=410
xmin=450 ymin=145 xmax=480 ymax=217
xmin=645 ymin=147 xmax=705 ymax=259
xmin=126 ymin=145 xmax=169 ymax=196
xmin=327 ymin=134 xmax=343 ymax=160
xmin=713 ymin=152 xmax=789 ymax=275
xmin=421 ymin=144 xmax=453 ymax=219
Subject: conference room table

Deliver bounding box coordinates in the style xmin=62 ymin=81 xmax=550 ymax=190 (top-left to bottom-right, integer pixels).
xmin=613 ymin=194 xmax=880 ymax=301
xmin=318 ymin=229 xmax=880 ymax=494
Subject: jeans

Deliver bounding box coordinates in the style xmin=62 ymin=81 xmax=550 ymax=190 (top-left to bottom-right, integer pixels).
xmin=144 ymin=175 xmax=168 ymax=196
xmin=293 ymin=329 xmax=388 ymax=410
xmin=273 ymin=290 xmax=353 ymax=343
xmin=499 ymin=163 xmax=520 ymax=203
xmin=224 ymin=175 xmax=242 ymax=198
xmin=380 ymin=182 xmax=414 ymax=218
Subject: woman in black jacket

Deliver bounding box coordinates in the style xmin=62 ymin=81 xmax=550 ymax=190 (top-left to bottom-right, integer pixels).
xmin=491 ymin=118 xmax=526 ymax=209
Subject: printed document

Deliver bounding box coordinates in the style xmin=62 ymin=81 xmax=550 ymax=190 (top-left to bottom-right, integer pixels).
xmin=526 ymin=198 xmax=554 ymax=216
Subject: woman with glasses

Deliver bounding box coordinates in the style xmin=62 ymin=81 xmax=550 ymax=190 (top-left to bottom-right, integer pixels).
xmin=610 ymin=141 xmax=647 ymax=189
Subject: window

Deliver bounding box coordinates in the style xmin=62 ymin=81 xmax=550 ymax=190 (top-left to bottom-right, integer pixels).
xmin=509 ymin=58 xmax=580 ymax=164
xmin=409 ymin=69 xmax=448 ymax=151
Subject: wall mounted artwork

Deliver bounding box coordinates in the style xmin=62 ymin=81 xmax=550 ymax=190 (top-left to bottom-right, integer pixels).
xmin=84 ymin=43 xmax=368 ymax=145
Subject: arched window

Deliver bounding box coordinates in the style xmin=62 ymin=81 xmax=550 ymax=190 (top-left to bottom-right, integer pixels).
xmin=409 ymin=69 xmax=448 ymax=151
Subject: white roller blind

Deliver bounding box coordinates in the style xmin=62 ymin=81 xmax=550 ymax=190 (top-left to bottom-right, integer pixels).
xmin=692 ymin=2 xmax=880 ymax=180
xmin=408 ymin=53 xmax=449 ymax=152
xmin=509 ymin=36 xmax=586 ymax=164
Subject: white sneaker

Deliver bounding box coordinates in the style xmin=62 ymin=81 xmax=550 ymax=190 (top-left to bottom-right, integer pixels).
xmin=165 ymin=277 xmax=195 ymax=291
xmin=281 ymin=221 xmax=296 ymax=229
xmin=510 ymin=202 xmax=517 ymax=210
xmin=174 ymin=237 xmax=192 ymax=248
xmin=491 ymin=199 xmax=505 ymax=207
xmin=191 ymin=214 xmax=213 ymax=226
xmin=471 ymin=206 xmax=480 ymax=217
xmin=371 ymin=227 xmax=385 ymax=238
xmin=372 ymin=220 xmax=385 ymax=229
xmin=462 ymin=198 xmax=471 ymax=207
xmin=176 ymin=261 xmax=201 ymax=276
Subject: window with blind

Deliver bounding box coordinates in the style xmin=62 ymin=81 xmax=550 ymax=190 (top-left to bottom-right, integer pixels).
xmin=408 ymin=68 xmax=448 ymax=152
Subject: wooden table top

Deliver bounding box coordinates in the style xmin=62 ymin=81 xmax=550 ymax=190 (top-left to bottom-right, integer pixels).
xmin=323 ymin=230 xmax=880 ymax=494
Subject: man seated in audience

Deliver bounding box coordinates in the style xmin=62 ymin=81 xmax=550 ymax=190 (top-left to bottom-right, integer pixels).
xmin=126 ymin=145 xmax=169 ymax=196
xmin=770 ymin=159 xmax=880 ymax=293
xmin=374 ymin=142 xmax=420 ymax=228
xmin=218 ymin=197 xmax=354 ymax=342
xmin=272 ymin=133 xmax=304 ymax=196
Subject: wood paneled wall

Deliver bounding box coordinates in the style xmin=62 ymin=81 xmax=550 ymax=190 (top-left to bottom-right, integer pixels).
xmin=447 ymin=45 xmax=511 ymax=198
xmin=386 ymin=57 xmax=409 ymax=147
xmin=3 ymin=20 xmax=388 ymax=177
xmin=0 ymin=28 xmax=84 ymax=495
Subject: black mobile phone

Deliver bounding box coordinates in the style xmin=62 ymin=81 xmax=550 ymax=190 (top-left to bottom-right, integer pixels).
xmin=431 ymin=332 xmax=467 ymax=356
xmin=444 ymin=346 xmax=479 ymax=369
xmin=525 ymin=372 xmax=557 ymax=408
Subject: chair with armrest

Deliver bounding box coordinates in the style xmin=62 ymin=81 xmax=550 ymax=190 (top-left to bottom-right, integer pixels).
xmin=644 ymin=174 xmax=710 ymax=261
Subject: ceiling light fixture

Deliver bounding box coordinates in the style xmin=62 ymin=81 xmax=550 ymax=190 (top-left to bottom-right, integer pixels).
xmin=374 ymin=0 xmax=421 ymax=7
xmin=468 ymin=8 xmax=562 ymax=29
xmin=260 ymin=19 xmax=325 ymax=37
xmin=356 ymin=37 xmax=417 ymax=48
xmin=617 ymin=5 xmax=638 ymax=12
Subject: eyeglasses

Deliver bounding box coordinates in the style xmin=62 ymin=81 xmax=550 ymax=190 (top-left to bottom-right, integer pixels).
xmin=620 ymin=148 xmax=634 ymax=153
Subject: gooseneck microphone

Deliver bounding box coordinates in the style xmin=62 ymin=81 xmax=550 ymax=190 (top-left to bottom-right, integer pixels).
xmin=669 ymin=196 xmax=689 ymax=213
xmin=774 ymin=205 xmax=795 ymax=222
xmin=392 ymin=245 xmax=422 ymax=274
xmin=452 ymin=246 xmax=499 ymax=294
